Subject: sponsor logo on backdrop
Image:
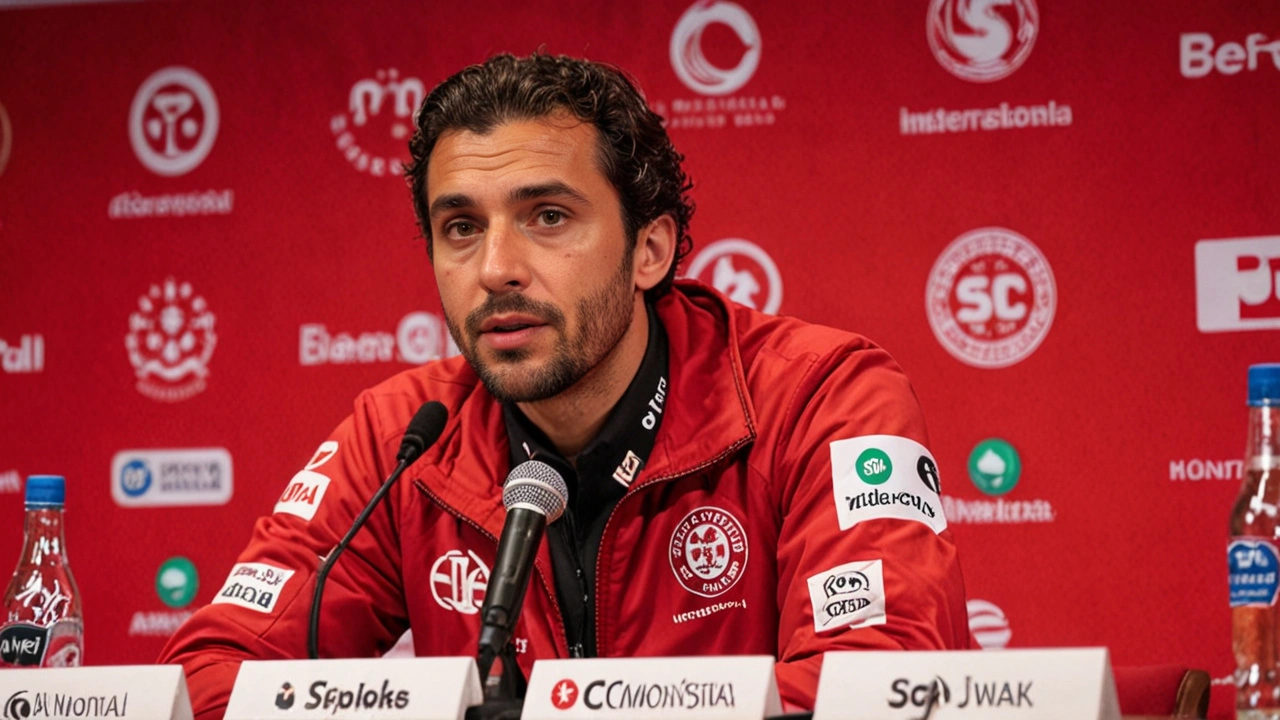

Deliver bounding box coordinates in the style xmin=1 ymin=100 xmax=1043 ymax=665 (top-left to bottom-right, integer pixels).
xmin=299 ymin=311 xmax=459 ymax=366
xmin=211 ymin=562 xmax=294 ymax=614
xmin=830 ymin=435 xmax=948 ymax=534
xmin=430 ymin=549 xmax=490 ymax=614
xmin=0 ymin=471 xmax=20 ymax=493
xmin=0 ymin=101 xmax=11 ymax=179
xmin=806 ymin=559 xmax=886 ymax=633
xmin=684 ymin=238 xmax=782 ymax=314
xmin=653 ymin=1 xmax=786 ymax=130
xmin=550 ymin=677 xmax=737 ymax=711
xmin=1170 ymin=458 xmax=1244 ymax=481
xmin=1 ymin=335 xmax=43 ymax=374
xmin=904 ymin=0 xmax=1072 ymax=135
xmin=128 ymin=556 xmax=199 ymax=637
xmin=926 ymin=227 xmax=1056 ymax=368
xmin=111 ymin=66 xmax=234 ymax=219
xmin=889 ymin=673 xmax=1032 ymax=711
xmin=331 ymin=68 xmax=424 ymax=178
xmin=1181 ymin=32 xmax=1280 ymax=78
xmin=111 ymin=448 xmax=233 ymax=507
xmin=928 ymin=0 xmax=1038 ymax=83
xmin=670 ymin=506 xmax=749 ymax=598
xmin=3 ymin=690 xmax=129 ymax=718
xmin=968 ymin=599 xmax=1012 ymax=649
xmin=274 ymin=441 xmax=338 ymax=521
xmin=942 ymin=438 xmax=1054 ymax=524
xmin=125 ymin=278 xmax=216 ymax=401
xmin=1195 ymin=236 xmax=1280 ymax=333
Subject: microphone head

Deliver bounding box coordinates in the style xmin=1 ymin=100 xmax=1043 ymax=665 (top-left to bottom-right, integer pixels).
xmin=503 ymin=460 xmax=569 ymax=523
xmin=396 ymin=401 xmax=449 ymax=464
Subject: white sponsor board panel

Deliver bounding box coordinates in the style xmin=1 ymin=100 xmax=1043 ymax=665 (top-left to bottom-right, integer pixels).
xmin=225 ymin=657 xmax=480 ymax=720
xmin=525 ymin=655 xmax=780 ymax=719
xmin=813 ymin=648 xmax=1119 ymax=720
xmin=0 ymin=665 xmax=192 ymax=720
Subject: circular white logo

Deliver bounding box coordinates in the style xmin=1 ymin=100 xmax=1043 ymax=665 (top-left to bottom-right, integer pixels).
xmin=129 ymin=67 xmax=220 ymax=176
xmin=331 ymin=68 xmax=425 ymax=178
xmin=0 ymin=102 xmax=11 ymax=179
xmin=685 ymin=238 xmax=782 ymax=314
xmin=927 ymin=0 xmax=1039 ymax=83
xmin=669 ymin=506 xmax=748 ymax=598
xmin=125 ymin=277 xmax=217 ymax=402
xmin=967 ymin=598 xmax=1011 ymax=649
xmin=925 ymin=227 xmax=1055 ymax=369
xmin=430 ymin=549 xmax=489 ymax=614
xmin=397 ymin=311 xmax=455 ymax=364
xmin=670 ymin=1 xmax=762 ymax=96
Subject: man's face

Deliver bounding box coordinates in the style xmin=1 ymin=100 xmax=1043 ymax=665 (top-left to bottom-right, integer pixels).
xmin=425 ymin=114 xmax=637 ymax=403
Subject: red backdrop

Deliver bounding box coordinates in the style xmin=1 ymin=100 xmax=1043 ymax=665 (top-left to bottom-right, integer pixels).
xmin=2 ymin=0 xmax=1279 ymax=709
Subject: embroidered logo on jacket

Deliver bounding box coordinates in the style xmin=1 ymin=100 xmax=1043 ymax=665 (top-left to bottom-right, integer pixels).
xmin=211 ymin=562 xmax=295 ymax=613
xmin=669 ymin=506 xmax=749 ymax=598
xmin=806 ymin=559 xmax=886 ymax=632
xmin=274 ymin=441 xmax=337 ymax=521
xmin=430 ymin=549 xmax=490 ymax=614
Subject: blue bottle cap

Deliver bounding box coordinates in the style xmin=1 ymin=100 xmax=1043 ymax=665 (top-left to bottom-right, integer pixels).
xmin=25 ymin=475 xmax=65 ymax=507
xmin=1249 ymin=364 xmax=1280 ymax=407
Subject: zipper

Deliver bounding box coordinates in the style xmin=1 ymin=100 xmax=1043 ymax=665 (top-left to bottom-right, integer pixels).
xmin=412 ymin=479 xmax=573 ymax=657
xmin=557 ymin=513 xmax=590 ymax=658
xmin=591 ymin=436 xmax=752 ymax=657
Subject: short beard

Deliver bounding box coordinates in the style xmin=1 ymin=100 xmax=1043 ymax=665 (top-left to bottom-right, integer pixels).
xmin=444 ymin=251 xmax=635 ymax=404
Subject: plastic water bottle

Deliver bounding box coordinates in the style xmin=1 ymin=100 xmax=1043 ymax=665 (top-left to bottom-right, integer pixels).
xmin=0 ymin=475 xmax=83 ymax=667
xmin=1232 ymin=365 xmax=1280 ymax=719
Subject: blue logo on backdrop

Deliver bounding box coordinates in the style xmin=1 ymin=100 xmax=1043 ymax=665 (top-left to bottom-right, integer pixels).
xmin=120 ymin=459 xmax=152 ymax=497
xmin=1229 ymin=539 xmax=1280 ymax=607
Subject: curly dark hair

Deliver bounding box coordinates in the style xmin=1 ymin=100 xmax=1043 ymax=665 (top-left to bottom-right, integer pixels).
xmin=404 ymin=52 xmax=695 ymax=302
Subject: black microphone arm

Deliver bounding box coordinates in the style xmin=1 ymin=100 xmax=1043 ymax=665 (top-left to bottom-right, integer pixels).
xmin=476 ymin=460 xmax=568 ymax=682
xmin=307 ymin=400 xmax=448 ymax=660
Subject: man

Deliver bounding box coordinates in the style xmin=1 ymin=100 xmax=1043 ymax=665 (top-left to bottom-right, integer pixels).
xmin=159 ymin=53 xmax=969 ymax=717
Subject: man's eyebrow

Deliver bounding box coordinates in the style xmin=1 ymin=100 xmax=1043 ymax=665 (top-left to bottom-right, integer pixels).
xmin=509 ymin=182 xmax=590 ymax=206
xmin=428 ymin=193 xmax=475 ymax=220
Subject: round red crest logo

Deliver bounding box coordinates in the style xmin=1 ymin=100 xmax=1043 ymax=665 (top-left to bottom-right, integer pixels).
xmin=669 ymin=506 xmax=749 ymax=597
xmin=551 ymin=679 xmax=579 ymax=710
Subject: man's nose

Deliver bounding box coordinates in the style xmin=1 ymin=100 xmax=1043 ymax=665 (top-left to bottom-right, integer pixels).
xmin=478 ymin=221 xmax=532 ymax=292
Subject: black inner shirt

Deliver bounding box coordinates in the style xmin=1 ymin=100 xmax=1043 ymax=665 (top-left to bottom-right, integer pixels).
xmin=503 ymin=303 xmax=669 ymax=656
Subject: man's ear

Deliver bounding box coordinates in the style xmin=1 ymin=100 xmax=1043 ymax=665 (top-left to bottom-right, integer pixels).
xmin=633 ymin=215 xmax=677 ymax=291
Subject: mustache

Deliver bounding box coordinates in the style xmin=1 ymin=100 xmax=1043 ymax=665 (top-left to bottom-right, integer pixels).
xmin=464 ymin=293 xmax=566 ymax=337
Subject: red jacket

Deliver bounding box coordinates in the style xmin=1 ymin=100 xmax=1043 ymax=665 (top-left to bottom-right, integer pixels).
xmin=158 ymin=281 xmax=970 ymax=717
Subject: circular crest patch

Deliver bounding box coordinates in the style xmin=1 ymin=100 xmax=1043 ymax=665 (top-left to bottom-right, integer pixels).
xmin=669 ymin=506 xmax=749 ymax=598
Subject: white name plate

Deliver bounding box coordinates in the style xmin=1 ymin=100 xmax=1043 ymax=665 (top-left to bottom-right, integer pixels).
xmin=814 ymin=647 xmax=1119 ymax=720
xmin=225 ymin=657 xmax=481 ymax=720
xmin=524 ymin=655 xmax=781 ymax=719
xmin=0 ymin=665 xmax=192 ymax=720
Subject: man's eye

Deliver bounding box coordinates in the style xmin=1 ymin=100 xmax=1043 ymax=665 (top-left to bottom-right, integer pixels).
xmin=448 ymin=221 xmax=478 ymax=237
xmin=539 ymin=210 xmax=564 ymax=225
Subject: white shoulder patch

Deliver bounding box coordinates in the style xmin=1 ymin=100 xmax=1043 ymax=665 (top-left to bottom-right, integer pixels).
xmin=211 ymin=562 xmax=295 ymax=614
xmin=829 ymin=435 xmax=946 ymax=534
xmin=273 ymin=441 xmax=337 ymax=521
xmin=807 ymin=559 xmax=886 ymax=632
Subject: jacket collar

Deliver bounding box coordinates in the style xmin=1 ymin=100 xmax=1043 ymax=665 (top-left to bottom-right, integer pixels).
xmin=412 ymin=280 xmax=757 ymax=539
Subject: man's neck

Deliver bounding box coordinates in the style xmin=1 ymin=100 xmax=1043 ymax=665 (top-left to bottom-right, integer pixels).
xmin=516 ymin=295 xmax=650 ymax=459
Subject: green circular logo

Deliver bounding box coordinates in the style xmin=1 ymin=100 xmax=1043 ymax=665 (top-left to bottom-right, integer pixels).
xmin=156 ymin=557 xmax=199 ymax=609
xmin=855 ymin=448 xmax=894 ymax=485
xmin=968 ymin=439 xmax=1022 ymax=496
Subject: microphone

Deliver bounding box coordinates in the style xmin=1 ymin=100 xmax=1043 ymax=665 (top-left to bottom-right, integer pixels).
xmin=476 ymin=460 xmax=568 ymax=681
xmin=307 ymin=400 xmax=448 ymax=659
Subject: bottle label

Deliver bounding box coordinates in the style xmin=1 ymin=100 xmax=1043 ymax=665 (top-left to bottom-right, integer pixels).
xmin=0 ymin=622 xmax=50 ymax=666
xmin=1229 ymin=537 xmax=1280 ymax=607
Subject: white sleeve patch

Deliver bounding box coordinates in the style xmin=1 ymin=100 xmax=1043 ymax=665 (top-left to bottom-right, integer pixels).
xmin=807 ymin=559 xmax=886 ymax=633
xmin=273 ymin=441 xmax=338 ymax=521
xmin=829 ymin=435 xmax=947 ymax=534
xmin=211 ymin=562 xmax=295 ymax=614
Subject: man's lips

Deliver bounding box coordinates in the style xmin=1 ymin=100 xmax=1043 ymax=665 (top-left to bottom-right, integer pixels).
xmin=479 ymin=314 xmax=547 ymax=334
